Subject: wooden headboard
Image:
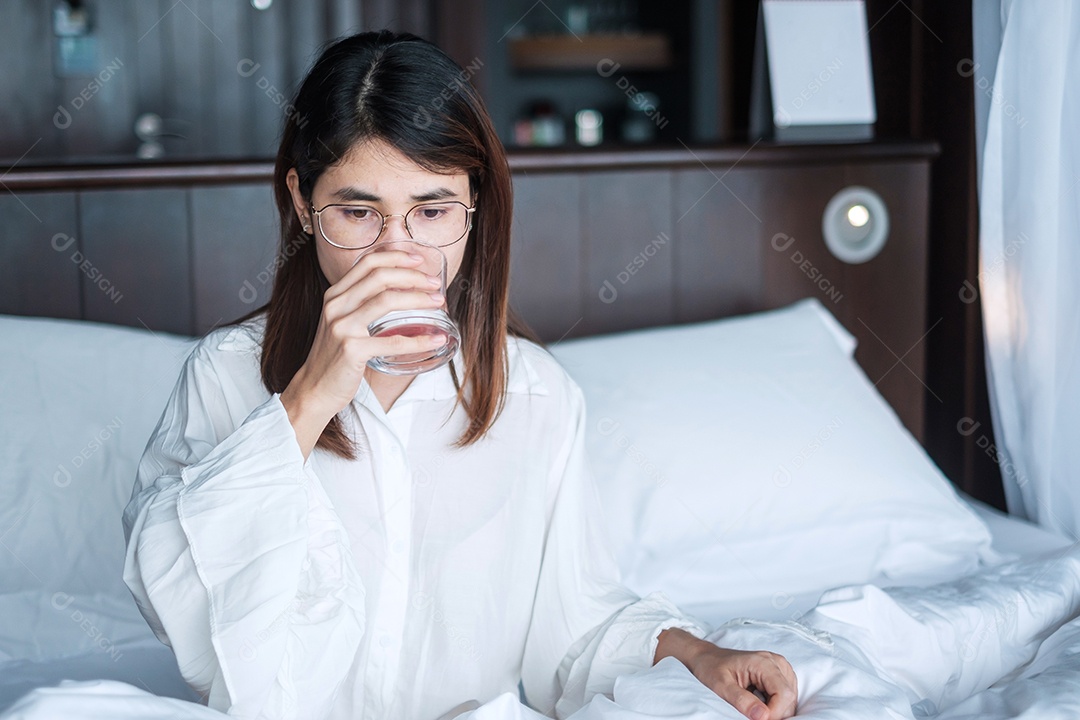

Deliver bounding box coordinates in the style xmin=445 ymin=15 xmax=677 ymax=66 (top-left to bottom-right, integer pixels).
xmin=0 ymin=141 xmax=937 ymax=439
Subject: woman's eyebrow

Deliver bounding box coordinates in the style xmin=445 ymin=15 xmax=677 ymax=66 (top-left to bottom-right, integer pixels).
xmin=411 ymin=187 xmax=459 ymax=202
xmin=331 ymin=187 xmax=460 ymax=203
xmin=332 ymin=187 xmax=380 ymax=202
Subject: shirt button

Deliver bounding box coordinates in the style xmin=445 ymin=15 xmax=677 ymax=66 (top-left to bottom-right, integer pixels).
xmin=379 ymin=634 xmax=392 ymax=648
xmin=392 ymin=539 xmax=405 ymax=553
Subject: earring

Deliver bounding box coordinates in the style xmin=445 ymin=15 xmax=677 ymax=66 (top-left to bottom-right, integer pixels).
xmin=302 ymin=220 xmax=312 ymax=233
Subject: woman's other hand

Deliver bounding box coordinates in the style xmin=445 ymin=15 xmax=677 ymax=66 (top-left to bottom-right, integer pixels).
xmin=655 ymin=628 xmax=798 ymax=720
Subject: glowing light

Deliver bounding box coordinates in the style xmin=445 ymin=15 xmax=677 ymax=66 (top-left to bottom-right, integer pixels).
xmin=846 ymin=204 xmax=870 ymax=228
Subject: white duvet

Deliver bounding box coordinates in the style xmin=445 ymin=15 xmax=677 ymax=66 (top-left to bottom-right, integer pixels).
xmin=5 ymin=547 xmax=1080 ymax=720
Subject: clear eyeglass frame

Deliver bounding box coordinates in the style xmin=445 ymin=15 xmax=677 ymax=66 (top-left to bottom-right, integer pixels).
xmin=309 ymin=200 xmax=476 ymax=249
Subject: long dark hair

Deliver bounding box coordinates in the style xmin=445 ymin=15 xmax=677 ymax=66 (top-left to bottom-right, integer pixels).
xmin=239 ymin=30 xmax=538 ymax=460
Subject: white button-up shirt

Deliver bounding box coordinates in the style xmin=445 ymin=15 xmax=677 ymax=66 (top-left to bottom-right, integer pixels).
xmin=122 ymin=314 xmax=707 ymax=720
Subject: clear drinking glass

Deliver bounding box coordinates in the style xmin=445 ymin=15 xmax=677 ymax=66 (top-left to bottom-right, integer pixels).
xmin=361 ymin=240 xmax=461 ymax=375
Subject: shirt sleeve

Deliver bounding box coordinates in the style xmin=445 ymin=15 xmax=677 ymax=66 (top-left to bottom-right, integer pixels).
xmin=120 ymin=340 xmax=366 ymax=720
xmin=519 ymin=378 xmax=710 ymax=719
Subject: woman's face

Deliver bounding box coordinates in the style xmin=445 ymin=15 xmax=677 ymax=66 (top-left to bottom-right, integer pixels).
xmin=287 ymin=137 xmax=472 ymax=287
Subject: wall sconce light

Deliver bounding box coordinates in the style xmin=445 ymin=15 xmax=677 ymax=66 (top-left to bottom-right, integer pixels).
xmin=822 ymin=186 xmax=889 ymax=264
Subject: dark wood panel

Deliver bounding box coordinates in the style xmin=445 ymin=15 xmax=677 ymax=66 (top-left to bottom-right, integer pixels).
xmin=78 ymin=188 xmax=192 ymax=334
xmin=672 ymin=167 xmax=765 ymax=322
xmin=0 ymin=192 xmax=81 ymax=319
xmin=509 ymin=173 xmax=584 ymax=341
xmin=581 ymin=169 xmax=674 ymax=336
xmin=760 ymin=165 xmax=848 ymax=313
xmin=133 ymin=0 xmax=168 ymax=151
xmin=917 ymin=2 xmax=1005 ymax=508
xmin=285 ymin=0 xmax=325 ymax=98
xmin=2 ymin=0 xmax=345 ymax=163
xmin=249 ymin=2 xmax=289 ymax=159
xmin=865 ymin=0 xmax=919 ymax=139
xmin=0 ymin=1 xmax=56 ymax=158
xmin=190 ymin=184 xmax=279 ymax=334
xmin=434 ymin=0 xmax=489 ymax=98
xmin=361 ymin=0 xmax=431 ymax=37
xmin=56 ymin=46 xmax=97 ymax=157
xmin=327 ymin=0 xmax=362 ymax=38
xmin=841 ymin=162 xmax=931 ymax=442
xmin=165 ymin=0 xmax=208 ymax=157
xmin=205 ymin=0 xmax=249 ymax=157
xmin=79 ymin=0 xmax=136 ymax=155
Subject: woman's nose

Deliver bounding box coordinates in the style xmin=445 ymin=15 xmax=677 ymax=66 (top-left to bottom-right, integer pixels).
xmin=379 ymin=213 xmax=413 ymax=242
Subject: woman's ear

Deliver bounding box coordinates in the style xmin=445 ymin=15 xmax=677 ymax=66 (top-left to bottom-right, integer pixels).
xmin=285 ymin=168 xmax=313 ymax=233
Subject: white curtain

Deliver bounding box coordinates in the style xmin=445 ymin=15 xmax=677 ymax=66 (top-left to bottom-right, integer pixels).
xmin=977 ymin=0 xmax=1080 ymax=536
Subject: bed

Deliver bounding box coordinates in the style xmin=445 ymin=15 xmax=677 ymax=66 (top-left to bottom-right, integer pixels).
xmin=1 ymin=299 xmax=1078 ymax=719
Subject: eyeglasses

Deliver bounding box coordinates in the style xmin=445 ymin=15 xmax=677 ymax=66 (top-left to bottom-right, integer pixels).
xmin=309 ymin=200 xmax=476 ymax=249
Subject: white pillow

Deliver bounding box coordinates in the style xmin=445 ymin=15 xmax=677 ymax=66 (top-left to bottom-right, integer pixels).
xmin=550 ymin=299 xmax=996 ymax=607
xmin=0 ymin=315 xmax=195 ymax=602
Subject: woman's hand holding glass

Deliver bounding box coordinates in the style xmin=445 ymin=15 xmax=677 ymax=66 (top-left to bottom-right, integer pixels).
xmin=311 ymin=201 xmax=467 ymax=375
xmin=279 ymin=248 xmax=448 ymax=458
xmin=361 ymin=240 xmax=461 ymax=375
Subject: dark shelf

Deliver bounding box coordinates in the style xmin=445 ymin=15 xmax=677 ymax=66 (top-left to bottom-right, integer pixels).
xmin=508 ymin=140 xmax=941 ymax=172
xmin=508 ymin=33 xmax=672 ymax=71
xmin=0 ymin=141 xmax=940 ymax=191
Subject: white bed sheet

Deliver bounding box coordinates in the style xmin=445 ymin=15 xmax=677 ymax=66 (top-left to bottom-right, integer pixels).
xmin=0 ymin=496 xmax=1071 ymax=716
xmin=8 ymin=542 xmax=1080 ymax=720
xmin=0 ymin=645 xmax=200 ymax=712
xmin=968 ymin=495 xmax=1076 ymax=557
xmin=679 ymin=494 xmax=1075 ymax=632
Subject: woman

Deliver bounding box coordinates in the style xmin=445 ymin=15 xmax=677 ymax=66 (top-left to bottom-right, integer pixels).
xmin=122 ymin=31 xmax=797 ymax=720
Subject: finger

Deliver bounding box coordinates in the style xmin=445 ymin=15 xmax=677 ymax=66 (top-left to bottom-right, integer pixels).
xmin=775 ymin=656 xmax=798 ymax=702
xmin=750 ymin=659 xmax=797 ymax=719
xmin=323 ymin=289 xmax=446 ymax=344
xmin=718 ymin=683 xmax=770 ymax=720
xmin=327 ymin=266 xmax=441 ymax=319
xmin=319 ymin=289 xmax=447 ymax=351
xmin=367 ymin=332 xmax=450 ymax=358
xmin=326 ymin=249 xmax=425 ymax=300
xmin=761 ymin=652 xmax=797 ymax=694
xmin=766 ymin=692 xmax=797 ymax=720
xmin=352 ymin=289 xmax=447 ymax=331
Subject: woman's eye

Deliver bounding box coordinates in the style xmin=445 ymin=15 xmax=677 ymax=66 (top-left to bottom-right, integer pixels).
xmin=416 ymin=206 xmax=448 ymax=221
xmin=343 ymin=207 xmax=377 ymax=222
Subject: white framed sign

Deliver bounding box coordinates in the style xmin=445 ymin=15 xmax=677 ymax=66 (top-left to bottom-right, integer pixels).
xmin=750 ymin=0 xmax=877 ymax=141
